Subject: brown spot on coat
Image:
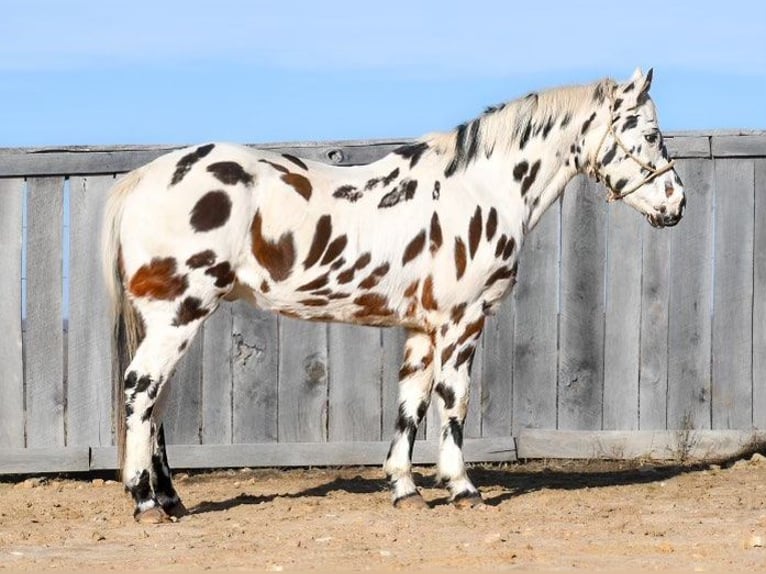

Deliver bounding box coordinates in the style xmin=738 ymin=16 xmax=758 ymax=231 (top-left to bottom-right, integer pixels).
xmin=299 ymin=298 xmax=329 ymax=306
xmin=205 ymin=261 xmax=236 ymax=288
xmin=404 ymin=280 xmax=420 ymax=298
xmin=173 ymin=296 xmax=208 ymax=326
xmin=450 ymin=303 xmax=467 ymax=324
xmin=258 ymin=159 xmax=289 ymax=173
xmin=337 ymin=253 xmax=371 ymax=284
xmin=353 ymin=293 xmax=393 ymax=318
xmin=190 ymin=190 xmax=232 ymax=232
xmin=206 ymin=161 xmax=254 ymax=186
xmin=186 ymin=250 xmax=216 ymax=269
xmin=486 ymin=207 xmax=498 ymax=241
xmin=468 ymin=206 xmax=482 ymax=259
xmin=359 ymin=263 xmax=390 ymax=289
xmin=455 ymin=345 xmax=476 ymax=369
xmin=297 ymin=272 xmax=330 ymax=292
xmin=430 ymin=212 xmax=443 ymax=254
xmin=485 ymin=265 xmax=516 ymax=288
xmin=421 ymin=275 xmax=438 ymax=311
xmin=282 ymin=173 xmax=312 ymax=201
xmin=129 ymin=257 xmax=188 ymax=300
xmin=454 ymin=238 xmax=467 ymax=280
xmin=303 ymin=215 xmax=332 ymax=269
xmin=320 ymin=235 xmax=347 ymax=266
xmin=457 ymin=317 xmax=485 ymax=345
xmin=440 ymin=343 xmax=456 ymax=366
xmin=250 ymin=211 xmax=296 ymax=282
xmin=260 ymin=280 xmax=270 ymax=293
xmin=402 ymin=230 xmax=427 ymax=265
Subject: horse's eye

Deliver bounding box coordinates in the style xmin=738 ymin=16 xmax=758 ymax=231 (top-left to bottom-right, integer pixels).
xmin=644 ymin=133 xmax=658 ymax=144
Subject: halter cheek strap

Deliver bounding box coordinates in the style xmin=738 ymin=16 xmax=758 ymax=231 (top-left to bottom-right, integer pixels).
xmin=588 ymin=95 xmax=676 ymax=203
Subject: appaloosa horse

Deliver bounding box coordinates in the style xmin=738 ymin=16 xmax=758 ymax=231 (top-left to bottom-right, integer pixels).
xmin=102 ymin=68 xmax=685 ymax=522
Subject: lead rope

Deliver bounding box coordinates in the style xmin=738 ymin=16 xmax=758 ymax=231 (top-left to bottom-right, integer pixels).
xmin=588 ymin=92 xmax=676 ymax=202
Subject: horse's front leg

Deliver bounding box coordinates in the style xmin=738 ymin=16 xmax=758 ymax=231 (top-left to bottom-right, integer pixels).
xmin=433 ymin=310 xmax=485 ymax=507
xmin=383 ymin=330 xmax=435 ymax=508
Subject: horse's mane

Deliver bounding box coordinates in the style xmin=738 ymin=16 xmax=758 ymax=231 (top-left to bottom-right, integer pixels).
xmin=422 ymin=78 xmax=616 ymax=175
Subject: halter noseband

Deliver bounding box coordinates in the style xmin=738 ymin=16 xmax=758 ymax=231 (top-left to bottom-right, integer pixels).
xmin=588 ymin=90 xmax=676 ymax=203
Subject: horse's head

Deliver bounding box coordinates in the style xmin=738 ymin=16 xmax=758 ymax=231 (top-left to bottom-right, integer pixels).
xmin=589 ymin=68 xmax=685 ymax=228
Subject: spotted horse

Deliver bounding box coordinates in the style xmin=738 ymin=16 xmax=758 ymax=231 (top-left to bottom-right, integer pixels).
xmin=103 ymin=68 xmax=685 ymax=522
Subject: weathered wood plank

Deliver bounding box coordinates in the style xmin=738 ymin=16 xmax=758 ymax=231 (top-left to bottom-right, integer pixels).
xmin=0 ymin=141 xmax=408 ymax=177
xmin=480 ymin=304 xmax=513 ymax=438
xmin=665 ymin=135 xmax=710 ymax=159
xmin=67 ymin=176 xmax=114 ymax=447
xmin=89 ymin=437 xmax=517 ymax=470
xmin=638 ymin=220 xmax=671 ymax=429
xmin=509 ymin=200 xmax=560 ymax=435
xmin=163 ymin=332 xmax=203 ymax=445
xmin=24 ymin=177 xmax=65 ymax=448
xmin=603 ymin=201 xmax=643 ymax=430
xmin=712 ymin=159 xmax=754 ymax=429
xmin=201 ymin=303 xmax=234 ymax=444
xmin=518 ymin=429 xmax=766 ymax=461
xmin=667 ymin=159 xmax=714 ymax=430
xmin=558 ymin=177 xmax=607 ymax=430
xmin=232 ymin=303 xmax=279 ymax=443
xmin=711 ymin=135 xmax=766 ymax=157
xmin=328 ymin=324 xmax=383 ymax=441
xmin=0 ymin=448 xmax=90 ymax=474
xmin=754 ymin=159 xmax=766 ymax=430
xmin=0 ymin=179 xmax=25 ymax=448
xmin=277 ymin=317 xmax=327 ymax=442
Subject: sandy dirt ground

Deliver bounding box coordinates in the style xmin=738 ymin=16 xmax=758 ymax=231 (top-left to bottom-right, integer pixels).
xmin=1 ymin=455 xmax=765 ymax=572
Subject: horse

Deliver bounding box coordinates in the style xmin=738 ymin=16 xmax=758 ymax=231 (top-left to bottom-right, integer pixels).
xmin=102 ymin=68 xmax=685 ymax=523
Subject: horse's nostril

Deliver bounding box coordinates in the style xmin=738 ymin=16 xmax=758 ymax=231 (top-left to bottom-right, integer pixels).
xmin=659 ymin=206 xmax=666 ymax=214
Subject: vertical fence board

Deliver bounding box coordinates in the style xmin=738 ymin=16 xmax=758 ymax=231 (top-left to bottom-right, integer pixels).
xmin=465 ymin=334 xmax=483 ymax=439
xmin=201 ymin=303 xmax=233 ymax=444
xmin=603 ymin=202 xmax=643 ymax=430
xmin=558 ymin=178 xmax=606 ymax=430
xmin=0 ymin=179 xmax=25 ymax=448
xmin=510 ymin=201 xmax=559 ymax=435
xmin=67 ymin=176 xmax=114 ymax=447
xmin=232 ymin=303 xmax=278 ymax=443
xmin=164 ymin=333 xmax=203 ymax=444
xmin=712 ymin=159 xmax=755 ymax=429
xmin=754 ymin=159 xmax=766 ymax=430
xmin=480 ymin=306 xmax=513 ymax=438
xmin=638 ymin=219 xmax=671 ymax=429
xmin=25 ymin=177 xmax=65 ymax=447
xmin=667 ymin=159 xmax=714 ymax=430
xmin=278 ymin=318 xmax=327 ymax=442
xmin=328 ymin=324 xmax=382 ymax=441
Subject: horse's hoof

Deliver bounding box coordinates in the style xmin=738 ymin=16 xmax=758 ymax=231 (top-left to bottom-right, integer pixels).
xmin=164 ymin=500 xmax=189 ymax=519
xmin=452 ymin=492 xmax=484 ymax=509
xmin=393 ymin=492 xmax=429 ymax=509
xmin=134 ymin=506 xmax=172 ymax=524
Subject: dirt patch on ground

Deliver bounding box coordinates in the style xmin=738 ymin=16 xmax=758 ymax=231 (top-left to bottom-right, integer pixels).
xmin=1 ymin=456 xmax=765 ymax=572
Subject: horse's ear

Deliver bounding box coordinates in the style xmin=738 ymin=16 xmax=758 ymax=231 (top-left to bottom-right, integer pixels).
xmin=641 ymin=68 xmax=654 ymax=93
xmin=629 ymin=67 xmax=644 ymax=83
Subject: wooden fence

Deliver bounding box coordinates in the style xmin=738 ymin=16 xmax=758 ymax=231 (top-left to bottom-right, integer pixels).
xmin=1 ymin=132 xmax=765 ymax=474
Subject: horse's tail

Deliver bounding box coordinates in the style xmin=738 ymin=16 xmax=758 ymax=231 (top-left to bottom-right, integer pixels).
xmin=102 ymin=168 xmax=145 ymax=478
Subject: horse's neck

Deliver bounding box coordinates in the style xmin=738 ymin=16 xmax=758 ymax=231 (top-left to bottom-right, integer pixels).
xmin=453 ymin=99 xmax=608 ymax=240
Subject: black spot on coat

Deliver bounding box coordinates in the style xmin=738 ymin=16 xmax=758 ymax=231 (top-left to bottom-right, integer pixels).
xmin=378 ymin=179 xmax=418 ymax=208
xmin=393 ymin=142 xmax=429 ymax=168
xmin=206 ymin=161 xmax=254 ymax=186
xmin=170 ymin=143 xmax=215 ymax=186
xmin=190 ymin=190 xmax=232 ymax=232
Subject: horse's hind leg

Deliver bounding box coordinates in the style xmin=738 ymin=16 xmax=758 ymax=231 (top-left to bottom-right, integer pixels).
xmin=122 ymin=302 xmax=211 ymax=523
xmin=383 ymin=330 xmax=434 ymax=508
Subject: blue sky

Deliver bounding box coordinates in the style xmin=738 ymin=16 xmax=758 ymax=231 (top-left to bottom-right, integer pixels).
xmin=1 ymin=0 xmax=765 ymax=147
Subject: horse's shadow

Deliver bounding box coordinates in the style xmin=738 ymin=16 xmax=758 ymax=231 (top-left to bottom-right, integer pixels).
xmin=187 ymin=459 xmax=720 ymax=515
